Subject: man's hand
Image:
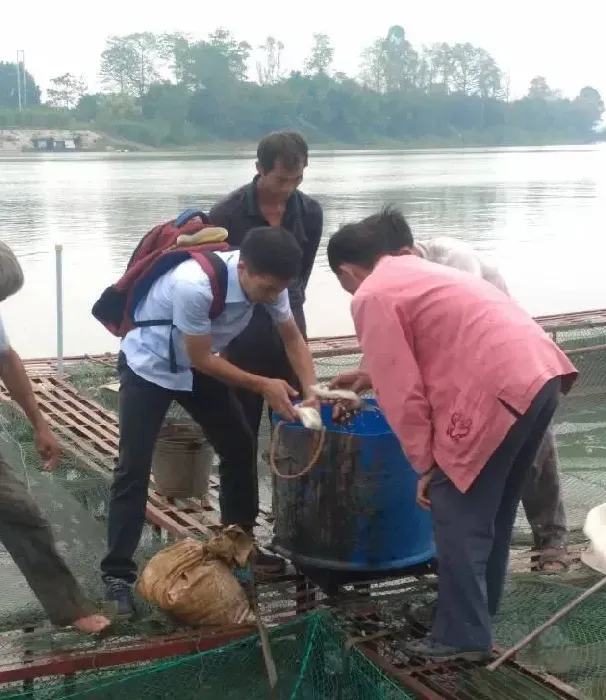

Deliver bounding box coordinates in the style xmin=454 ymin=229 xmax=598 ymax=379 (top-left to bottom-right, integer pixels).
xmin=329 ymin=370 xmax=372 ymax=395
xmin=416 ymin=467 xmax=435 ymax=510
xmin=261 ymin=378 xmax=299 ymax=422
xmin=35 ymin=423 xmax=62 ymax=472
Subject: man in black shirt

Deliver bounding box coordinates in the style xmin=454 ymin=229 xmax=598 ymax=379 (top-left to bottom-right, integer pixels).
xmin=210 ymin=131 xmax=323 ymax=523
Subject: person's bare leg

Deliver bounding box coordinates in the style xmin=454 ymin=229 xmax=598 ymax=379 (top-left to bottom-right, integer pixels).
xmin=0 ymin=455 xmax=110 ymax=633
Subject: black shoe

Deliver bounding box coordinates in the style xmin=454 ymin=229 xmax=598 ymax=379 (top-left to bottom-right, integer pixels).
xmin=404 ymin=636 xmax=492 ymax=663
xmin=253 ymin=544 xmax=286 ymax=578
xmin=104 ymin=578 xmax=135 ymax=620
xmin=409 ymin=600 xmax=437 ymax=627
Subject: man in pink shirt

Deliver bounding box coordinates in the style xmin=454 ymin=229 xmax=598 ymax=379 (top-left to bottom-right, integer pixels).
xmin=355 ymin=207 xmax=568 ymax=573
xmin=326 ymin=221 xmax=577 ymax=661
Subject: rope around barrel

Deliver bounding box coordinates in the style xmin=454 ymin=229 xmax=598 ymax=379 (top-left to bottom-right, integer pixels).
xmin=269 ymin=421 xmax=327 ymax=480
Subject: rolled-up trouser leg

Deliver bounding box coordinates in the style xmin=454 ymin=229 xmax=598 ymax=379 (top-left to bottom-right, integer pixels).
xmin=0 ymin=455 xmax=96 ymax=626
xmin=521 ymin=425 xmax=568 ymax=551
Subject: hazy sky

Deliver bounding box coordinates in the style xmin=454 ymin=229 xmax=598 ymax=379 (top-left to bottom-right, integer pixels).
xmin=1 ymin=0 xmax=602 ymax=101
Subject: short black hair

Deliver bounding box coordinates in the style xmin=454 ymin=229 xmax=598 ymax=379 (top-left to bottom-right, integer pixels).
xmin=240 ymin=226 xmax=302 ymax=280
xmin=361 ymin=206 xmax=414 ymax=252
xmin=257 ymin=131 xmax=309 ymax=174
xmin=327 ymin=222 xmax=387 ymax=273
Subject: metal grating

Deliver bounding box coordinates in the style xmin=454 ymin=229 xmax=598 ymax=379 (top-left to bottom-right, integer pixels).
xmin=0 ymin=574 xmax=585 ymax=699
xmin=337 ymin=601 xmax=585 ymax=700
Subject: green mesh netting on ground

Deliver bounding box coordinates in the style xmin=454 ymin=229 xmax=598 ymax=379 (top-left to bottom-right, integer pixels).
xmin=0 ymin=400 xmax=171 ymax=634
xmin=0 ymin=612 xmax=416 ymax=700
xmin=492 ymin=570 xmax=606 ymax=700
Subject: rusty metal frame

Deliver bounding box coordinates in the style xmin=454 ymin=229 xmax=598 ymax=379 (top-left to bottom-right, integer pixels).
xmin=0 ymin=626 xmax=257 ymax=685
xmin=356 ymin=644 xmax=585 ymax=700
xmin=334 ymin=596 xmax=586 ymax=700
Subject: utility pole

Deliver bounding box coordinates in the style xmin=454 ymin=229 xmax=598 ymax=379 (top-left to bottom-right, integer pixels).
xmin=16 ymin=50 xmax=26 ymax=110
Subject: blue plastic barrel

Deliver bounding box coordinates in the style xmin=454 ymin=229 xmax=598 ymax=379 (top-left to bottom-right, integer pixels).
xmin=271 ymin=400 xmax=435 ymax=574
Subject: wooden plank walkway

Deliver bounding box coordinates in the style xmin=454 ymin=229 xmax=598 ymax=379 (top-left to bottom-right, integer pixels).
xmin=0 ymin=374 xmax=273 ymax=540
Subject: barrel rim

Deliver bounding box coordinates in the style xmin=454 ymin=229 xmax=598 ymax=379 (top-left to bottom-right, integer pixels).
xmin=272 ymin=399 xmax=394 ymax=437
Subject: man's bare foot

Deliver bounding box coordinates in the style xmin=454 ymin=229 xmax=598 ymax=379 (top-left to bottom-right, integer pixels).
xmin=533 ymin=547 xmax=569 ymax=573
xmin=541 ymin=559 xmax=568 ymax=572
xmin=73 ymin=614 xmax=111 ymax=634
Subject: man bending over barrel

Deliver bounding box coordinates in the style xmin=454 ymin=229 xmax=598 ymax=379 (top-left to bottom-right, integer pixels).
xmin=325 ymin=220 xmax=576 ymax=660
xmin=0 ymin=243 xmax=109 ymax=634
xmin=336 ymin=207 xmax=569 ymax=572
xmin=101 ymin=227 xmax=317 ymax=618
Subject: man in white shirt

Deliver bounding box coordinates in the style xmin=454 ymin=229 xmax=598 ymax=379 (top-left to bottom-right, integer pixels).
xmin=101 ymin=226 xmax=318 ymax=618
xmin=358 ymin=207 xmax=568 ymax=572
xmin=0 ymin=242 xmax=109 ymax=634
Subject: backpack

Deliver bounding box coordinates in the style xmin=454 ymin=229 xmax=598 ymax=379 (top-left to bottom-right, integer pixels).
xmin=92 ymin=209 xmax=230 ymax=370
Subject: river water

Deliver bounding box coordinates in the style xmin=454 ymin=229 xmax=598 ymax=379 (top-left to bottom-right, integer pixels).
xmin=0 ymin=145 xmax=605 ymax=358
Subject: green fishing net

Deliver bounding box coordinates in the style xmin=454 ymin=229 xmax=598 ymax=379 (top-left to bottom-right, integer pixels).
xmin=0 ymin=612 xmax=417 ymax=700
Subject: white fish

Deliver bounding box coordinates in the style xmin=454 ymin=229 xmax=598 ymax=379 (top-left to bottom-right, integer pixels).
xmin=294 ymin=406 xmax=323 ymax=431
xmin=308 ymin=383 xmax=362 ymax=407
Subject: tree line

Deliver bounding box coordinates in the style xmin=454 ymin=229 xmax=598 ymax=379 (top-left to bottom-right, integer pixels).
xmin=0 ymin=27 xmax=604 ymax=148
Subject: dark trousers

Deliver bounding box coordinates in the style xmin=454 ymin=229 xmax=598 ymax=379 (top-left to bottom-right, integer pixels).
xmin=429 ymin=377 xmax=560 ymax=650
xmin=224 ymin=305 xmax=307 ymax=463
xmin=522 ymin=426 xmax=567 ymax=551
xmin=100 ymin=355 xmax=256 ymax=584
xmin=0 ymin=455 xmax=95 ymax=626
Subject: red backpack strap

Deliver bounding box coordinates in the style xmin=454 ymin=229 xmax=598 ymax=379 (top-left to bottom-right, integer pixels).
xmin=127 ymin=223 xmax=166 ymax=269
xmin=190 ymin=250 xmax=228 ymax=319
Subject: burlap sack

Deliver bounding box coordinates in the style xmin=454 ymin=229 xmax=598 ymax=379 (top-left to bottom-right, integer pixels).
xmin=137 ymin=525 xmax=255 ymax=626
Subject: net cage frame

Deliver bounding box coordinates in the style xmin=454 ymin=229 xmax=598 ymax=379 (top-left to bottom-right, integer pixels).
xmin=0 ymin=575 xmax=589 ymax=700
xmin=0 ymin=308 xmax=604 ymax=698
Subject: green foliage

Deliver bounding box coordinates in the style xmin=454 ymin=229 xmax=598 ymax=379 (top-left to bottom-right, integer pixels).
xmin=1 ymin=27 xmax=603 ymax=148
xmin=0 ymin=61 xmax=41 ymax=108
xmin=47 ymin=73 xmax=87 ymax=109
xmin=0 ymin=106 xmax=74 ymax=129
xmin=256 ymin=36 xmax=285 ymax=86
xmin=304 ymin=33 xmax=335 ymax=76
xmin=99 ymin=32 xmax=161 ymax=97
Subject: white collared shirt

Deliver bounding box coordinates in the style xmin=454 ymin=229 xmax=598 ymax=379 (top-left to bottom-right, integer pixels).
xmin=121 ymin=251 xmax=292 ymax=391
xmin=415 ymin=237 xmax=509 ymax=294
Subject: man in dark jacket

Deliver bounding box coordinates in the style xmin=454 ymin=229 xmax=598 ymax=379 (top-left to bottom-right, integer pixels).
xmin=210 ymin=131 xmax=323 ymax=488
